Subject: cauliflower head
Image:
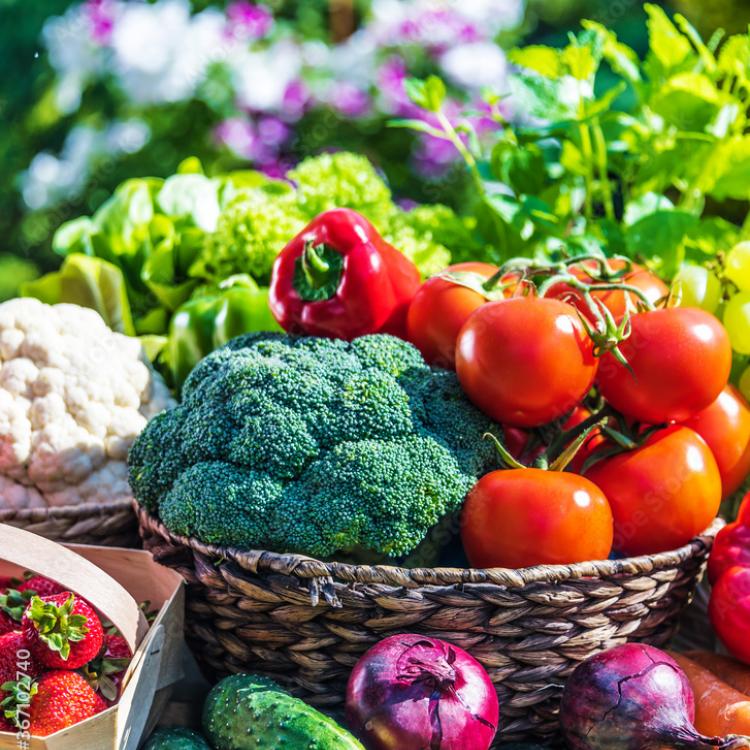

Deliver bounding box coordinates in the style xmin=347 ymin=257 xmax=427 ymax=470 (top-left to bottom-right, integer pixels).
xmin=0 ymin=298 xmax=174 ymax=509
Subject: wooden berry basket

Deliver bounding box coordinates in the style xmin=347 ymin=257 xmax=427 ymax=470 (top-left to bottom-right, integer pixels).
xmin=0 ymin=501 xmax=139 ymax=548
xmin=137 ymin=505 xmax=722 ymax=744
xmin=0 ymin=524 xmax=185 ymax=750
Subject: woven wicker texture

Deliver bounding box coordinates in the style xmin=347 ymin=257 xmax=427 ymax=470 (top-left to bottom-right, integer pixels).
xmin=0 ymin=500 xmax=140 ymax=547
xmin=137 ymin=505 xmax=721 ymax=744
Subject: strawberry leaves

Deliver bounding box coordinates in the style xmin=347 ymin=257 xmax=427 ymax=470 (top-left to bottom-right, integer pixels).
xmin=27 ymin=595 xmax=89 ymax=662
xmin=1 ymin=676 xmax=38 ymax=729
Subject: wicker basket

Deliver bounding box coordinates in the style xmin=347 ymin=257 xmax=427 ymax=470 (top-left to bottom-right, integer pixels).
xmin=137 ymin=505 xmax=721 ymax=744
xmin=0 ymin=499 xmax=140 ymax=547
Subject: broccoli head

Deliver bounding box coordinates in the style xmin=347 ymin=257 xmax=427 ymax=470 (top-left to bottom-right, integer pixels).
xmin=129 ymin=333 xmax=499 ymax=563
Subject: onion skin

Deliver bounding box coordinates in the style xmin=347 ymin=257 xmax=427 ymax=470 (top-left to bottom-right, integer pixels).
xmin=345 ymin=634 xmax=499 ymax=750
xmin=560 ymin=644 xmax=750 ymax=750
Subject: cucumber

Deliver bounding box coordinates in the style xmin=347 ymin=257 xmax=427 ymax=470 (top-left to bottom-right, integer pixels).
xmin=143 ymin=727 xmax=212 ymax=749
xmin=202 ymin=674 xmax=364 ymax=750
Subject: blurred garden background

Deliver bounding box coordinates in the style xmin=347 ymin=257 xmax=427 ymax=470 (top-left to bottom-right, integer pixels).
xmin=1 ymin=0 xmax=749 ymax=301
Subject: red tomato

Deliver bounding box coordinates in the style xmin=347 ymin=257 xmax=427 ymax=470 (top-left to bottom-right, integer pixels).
xmin=597 ymin=308 xmax=731 ymax=424
xmin=585 ymin=426 xmax=721 ymax=556
xmin=461 ymin=469 xmax=613 ymax=568
xmin=548 ymin=259 xmax=668 ymax=322
xmin=707 ymin=513 xmax=750 ymax=585
xmin=709 ymin=566 xmax=750 ymax=664
xmin=406 ymin=262 xmax=498 ymax=368
xmin=456 ymin=297 xmax=598 ymax=428
xmin=682 ymin=386 xmax=750 ymax=499
xmin=407 ymin=262 xmax=532 ymax=368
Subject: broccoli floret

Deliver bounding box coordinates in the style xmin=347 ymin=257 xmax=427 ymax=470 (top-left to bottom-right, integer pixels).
xmin=160 ymin=462 xmax=285 ymax=549
xmin=128 ymin=407 xmax=187 ymax=511
xmin=129 ymin=333 xmax=499 ymax=563
xmin=280 ymin=437 xmax=473 ymax=559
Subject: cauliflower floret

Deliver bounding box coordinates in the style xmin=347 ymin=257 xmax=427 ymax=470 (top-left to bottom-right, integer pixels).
xmin=0 ymin=475 xmax=45 ymax=510
xmin=0 ymin=298 xmax=175 ymax=509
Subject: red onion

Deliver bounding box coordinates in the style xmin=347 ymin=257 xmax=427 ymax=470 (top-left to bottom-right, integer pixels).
xmin=345 ymin=634 xmax=499 ymax=750
xmin=561 ymin=643 xmax=750 ymax=750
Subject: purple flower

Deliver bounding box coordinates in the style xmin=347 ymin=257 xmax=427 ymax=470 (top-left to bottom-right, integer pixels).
xmin=397 ymin=198 xmax=419 ymax=211
xmin=257 ymin=116 xmax=291 ymax=147
xmin=258 ymin=158 xmax=294 ymax=179
xmin=281 ymin=79 xmax=309 ymax=121
xmin=225 ymin=1 xmax=273 ymax=41
xmin=392 ymin=9 xmax=482 ymax=55
xmin=329 ymin=82 xmax=372 ymax=118
xmin=377 ymin=56 xmax=411 ymax=114
xmin=215 ymin=117 xmax=259 ymax=160
xmin=85 ymin=0 xmax=115 ymax=44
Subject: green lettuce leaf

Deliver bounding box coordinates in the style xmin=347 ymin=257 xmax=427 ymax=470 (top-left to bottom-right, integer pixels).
xmin=21 ymin=254 xmax=135 ymax=335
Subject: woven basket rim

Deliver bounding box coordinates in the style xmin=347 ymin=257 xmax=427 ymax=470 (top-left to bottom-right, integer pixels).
xmin=136 ymin=503 xmax=723 ymax=589
xmin=0 ymin=498 xmax=134 ymax=523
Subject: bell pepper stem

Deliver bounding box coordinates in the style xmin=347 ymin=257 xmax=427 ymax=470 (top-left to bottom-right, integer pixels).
xmin=294 ymin=241 xmax=345 ymax=302
xmin=302 ymin=241 xmax=332 ymax=287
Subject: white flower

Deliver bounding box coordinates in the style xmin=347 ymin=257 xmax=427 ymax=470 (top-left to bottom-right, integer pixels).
xmin=111 ymin=0 xmax=227 ymax=104
xmin=440 ymin=41 xmax=508 ymax=91
xmin=452 ymin=0 xmax=525 ymax=33
xmin=42 ymin=5 xmax=106 ymax=114
xmin=231 ymin=40 xmax=302 ymax=112
xmin=321 ymin=30 xmax=377 ymax=89
xmin=21 ymin=120 xmax=151 ymax=211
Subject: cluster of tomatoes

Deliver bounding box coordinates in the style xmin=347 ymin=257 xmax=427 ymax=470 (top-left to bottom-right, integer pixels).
xmin=406 ymin=257 xmax=750 ymax=569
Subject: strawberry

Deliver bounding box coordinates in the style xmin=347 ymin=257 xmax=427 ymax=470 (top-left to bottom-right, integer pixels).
xmin=22 ymin=594 xmax=104 ymax=670
xmin=0 ymin=632 xmax=39 ymax=688
xmin=5 ymin=671 xmax=107 ymax=737
xmin=17 ymin=576 xmax=64 ymax=599
xmin=82 ymin=634 xmax=132 ymax=705
xmin=0 ymin=614 xmax=15 ymax=638
xmin=103 ymin=634 xmax=131 ymax=661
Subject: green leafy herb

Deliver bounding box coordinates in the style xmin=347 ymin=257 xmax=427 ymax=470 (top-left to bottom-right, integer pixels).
xmin=398 ymin=4 xmax=750 ymax=272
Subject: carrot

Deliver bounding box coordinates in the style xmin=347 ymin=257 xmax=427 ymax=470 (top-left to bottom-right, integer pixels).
xmin=669 ymin=651 xmax=750 ymax=737
xmin=686 ymin=651 xmax=750 ymax=697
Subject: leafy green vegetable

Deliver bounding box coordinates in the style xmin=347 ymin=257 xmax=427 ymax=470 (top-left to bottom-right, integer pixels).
xmin=0 ymin=254 xmax=38 ymax=302
xmin=193 ymin=184 xmax=305 ymax=283
xmin=288 ymin=152 xmax=393 ymax=223
xmin=26 ymin=152 xmax=475 ymax=386
xmin=399 ymin=4 xmax=750 ymax=273
xmin=21 ymin=254 xmax=135 ymax=335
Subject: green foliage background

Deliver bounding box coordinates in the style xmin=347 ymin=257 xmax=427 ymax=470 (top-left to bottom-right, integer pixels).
xmin=0 ymin=0 xmax=744 ymax=301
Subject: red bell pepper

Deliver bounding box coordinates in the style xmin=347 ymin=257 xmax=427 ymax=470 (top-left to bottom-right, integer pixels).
xmin=709 ymin=492 xmax=750 ymax=663
xmin=269 ymin=208 xmax=420 ymax=340
xmin=708 ymin=494 xmax=750 ymax=584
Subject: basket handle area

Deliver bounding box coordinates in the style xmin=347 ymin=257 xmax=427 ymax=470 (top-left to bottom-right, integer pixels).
xmin=0 ymin=524 xmax=148 ymax=654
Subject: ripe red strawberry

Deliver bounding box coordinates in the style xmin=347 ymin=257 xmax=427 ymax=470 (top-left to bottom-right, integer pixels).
xmin=10 ymin=671 xmax=107 ymax=737
xmin=0 ymin=632 xmax=39 ymax=688
xmin=0 ymin=633 xmax=39 ymax=732
xmin=22 ymin=594 xmax=104 ymax=670
xmin=17 ymin=577 xmax=64 ymax=599
xmin=82 ymin=633 xmax=132 ymax=705
xmin=0 ymin=613 xmax=14 ymax=638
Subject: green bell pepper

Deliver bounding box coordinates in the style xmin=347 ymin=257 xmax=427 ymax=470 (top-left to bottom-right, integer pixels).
xmin=167 ymin=274 xmax=281 ymax=389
